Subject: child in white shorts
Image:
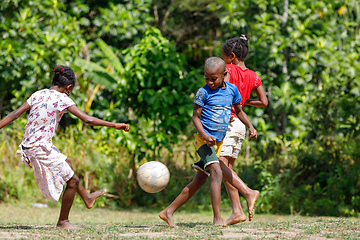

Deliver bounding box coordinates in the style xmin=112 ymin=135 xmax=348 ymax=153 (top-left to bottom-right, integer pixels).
xmin=220 ymin=117 xmax=246 ymax=159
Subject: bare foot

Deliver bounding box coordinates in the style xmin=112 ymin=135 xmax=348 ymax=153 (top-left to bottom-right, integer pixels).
xmin=246 ymin=190 xmax=260 ymax=221
xmin=213 ymin=218 xmax=223 ymax=226
xmin=85 ymin=190 xmax=107 ymax=209
xmin=222 ymin=212 xmax=246 ymax=227
xmin=56 ymin=220 xmax=80 ymax=230
xmin=159 ymin=209 xmax=178 ymax=228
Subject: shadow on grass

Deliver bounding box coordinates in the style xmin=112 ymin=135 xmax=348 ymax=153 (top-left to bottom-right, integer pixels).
xmin=120 ymin=222 xmax=211 ymax=229
xmin=176 ymin=222 xmax=212 ymax=228
xmin=0 ymin=225 xmax=53 ymax=230
xmin=122 ymin=225 xmax=152 ymax=229
xmin=0 ymin=225 xmax=32 ymax=230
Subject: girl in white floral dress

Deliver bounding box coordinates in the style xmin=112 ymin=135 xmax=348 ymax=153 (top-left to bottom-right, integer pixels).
xmin=0 ymin=66 xmax=130 ymax=229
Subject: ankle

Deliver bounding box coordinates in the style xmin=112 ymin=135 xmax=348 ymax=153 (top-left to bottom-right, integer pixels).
xmin=243 ymin=190 xmax=254 ymax=198
xmin=232 ymin=209 xmax=245 ymax=215
xmin=57 ymin=219 xmax=69 ymax=225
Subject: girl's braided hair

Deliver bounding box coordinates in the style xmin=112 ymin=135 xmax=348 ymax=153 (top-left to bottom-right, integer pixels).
xmin=51 ymin=66 xmax=76 ymax=88
xmin=221 ymin=35 xmax=249 ymax=61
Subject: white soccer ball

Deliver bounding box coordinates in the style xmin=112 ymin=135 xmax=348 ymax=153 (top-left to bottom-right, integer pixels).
xmin=136 ymin=161 xmax=170 ymax=193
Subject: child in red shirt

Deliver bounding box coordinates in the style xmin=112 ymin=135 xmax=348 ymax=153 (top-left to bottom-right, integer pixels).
xmin=220 ymin=35 xmax=268 ymax=226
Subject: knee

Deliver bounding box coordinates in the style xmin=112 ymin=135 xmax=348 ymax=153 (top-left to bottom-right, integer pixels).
xmin=67 ymin=174 xmax=79 ymax=188
xmin=219 ymin=156 xmax=234 ymax=169
xmin=219 ymin=157 xmax=228 ymax=166
xmin=209 ymin=164 xmax=222 ymax=181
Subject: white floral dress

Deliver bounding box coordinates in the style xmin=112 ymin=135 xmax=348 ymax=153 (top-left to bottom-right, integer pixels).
xmin=17 ymin=89 xmax=75 ymax=202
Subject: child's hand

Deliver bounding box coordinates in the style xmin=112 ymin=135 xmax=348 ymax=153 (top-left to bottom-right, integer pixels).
xmin=230 ymin=115 xmax=235 ymax=123
xmin=249 ymin=127 xmax=257 ymax=140
xmin=205 ymin=135 xmax=216 ymax=147
xmin=114 ymin=123 xmax=130 ymax=131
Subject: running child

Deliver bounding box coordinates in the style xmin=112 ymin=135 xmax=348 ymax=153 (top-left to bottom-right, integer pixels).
xmin=219 ymin=35 xmax=268 ymax=226
xmin=159 ymin=57 xmax=257 ymax=227
xmin=0 ymin=66 xmax=130 ymax=230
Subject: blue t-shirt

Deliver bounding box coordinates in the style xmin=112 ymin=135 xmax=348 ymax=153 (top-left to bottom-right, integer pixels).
xmin=194 ymin=82 xmax=242 ymax=141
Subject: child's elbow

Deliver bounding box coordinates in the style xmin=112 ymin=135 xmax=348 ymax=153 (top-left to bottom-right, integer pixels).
xmin=260 ymin=98 xmax=268 ymax=108
xmin=262 ymin=99 xmax=268 ymax=107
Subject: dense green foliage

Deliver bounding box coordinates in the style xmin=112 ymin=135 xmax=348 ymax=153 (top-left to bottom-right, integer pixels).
xmin=0 ymin=0 xmax=359 ymax=217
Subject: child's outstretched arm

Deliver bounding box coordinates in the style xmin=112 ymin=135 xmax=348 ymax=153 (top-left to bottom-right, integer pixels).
xmin=0 ymin=102 xmax=30 ymax=129
xmin=233 ymin=104 xmax=257 ymax=140
xmin=192 ymin=103 xmax=216 ymax=146
xmin=67 ymin=105 xmax=130 ymax=131
xmin=244 ymin=85 xmax=268 ymax=108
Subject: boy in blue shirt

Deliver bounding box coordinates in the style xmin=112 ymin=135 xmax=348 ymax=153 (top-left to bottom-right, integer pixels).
xmin=160 ymin=57 xmax=257 ymax=227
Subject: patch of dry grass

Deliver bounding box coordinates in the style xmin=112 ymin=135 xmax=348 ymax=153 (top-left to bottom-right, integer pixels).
xmin=0 ymin=203 xmax=359 ymax=239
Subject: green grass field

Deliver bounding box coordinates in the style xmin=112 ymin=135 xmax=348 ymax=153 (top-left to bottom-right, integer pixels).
xmin=0 ymin=203 xmax=359 ymax=239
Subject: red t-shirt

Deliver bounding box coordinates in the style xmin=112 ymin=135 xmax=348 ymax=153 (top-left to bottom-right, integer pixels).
xmin=226 ymin=64 xmax=262 ymax=116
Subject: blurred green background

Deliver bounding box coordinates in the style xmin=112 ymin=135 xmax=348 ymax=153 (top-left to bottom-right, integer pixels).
xmin=0 ymin=0 xmax=359 ymax=217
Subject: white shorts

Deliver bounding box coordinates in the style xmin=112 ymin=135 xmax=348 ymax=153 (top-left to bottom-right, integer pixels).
xmin=220 ymin=117 xmax=246 ymax=159
xmin=17 ymin=145 xmax=74 ymax=202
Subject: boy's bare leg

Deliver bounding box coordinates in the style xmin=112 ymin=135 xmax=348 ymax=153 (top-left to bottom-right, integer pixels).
xmin=159 ymin=171 xmax=208 ymax=228
xmin=57 ymin=175 xmax=80 ymax=230
xmin=219 ymin=159 xmax=259 ymax=223
xmin=219 ymin=156 xmax=246 ymax=226
xmin=207 ymin=162 xmax=223 ymax=226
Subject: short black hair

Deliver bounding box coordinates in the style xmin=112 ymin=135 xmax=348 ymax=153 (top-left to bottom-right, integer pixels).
xmin=205 ymin=57 xmax=225 ymax=72
xmin=222 ymin=36 xmax=249 ymax=61
xmin=51 ymin=66 xmax=76 ymax=88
